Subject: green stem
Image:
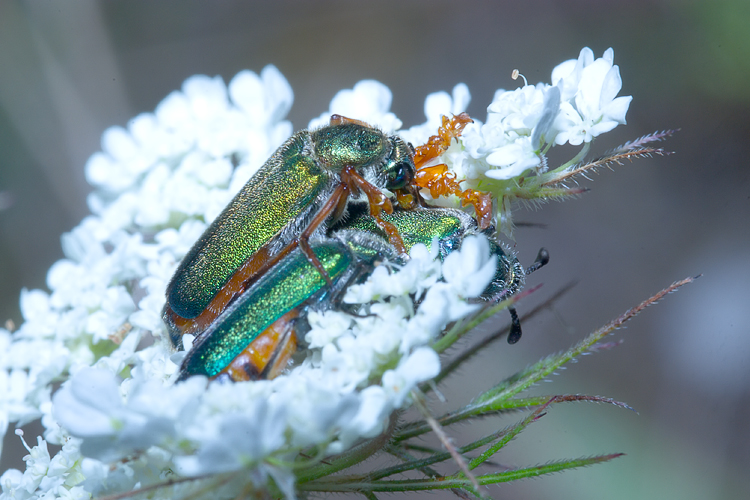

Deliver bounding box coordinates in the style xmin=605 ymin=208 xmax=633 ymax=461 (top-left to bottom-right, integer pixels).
xmin=400 ymin=278 xmax=693 ymax=441
xmin=298 ymin=454 xmax=624 ymax=492
xmin=551 ymin=142 xmax=590 ymax=173
xmin=431 ymin=282 xmax=576 ymax=386
xmin=468 ymin=402 xmax=547 ymax=469
xmin=432 ymin=295 xmax=519 ymax=354
xmin=296 ymin=413 xmax=398 ymax=484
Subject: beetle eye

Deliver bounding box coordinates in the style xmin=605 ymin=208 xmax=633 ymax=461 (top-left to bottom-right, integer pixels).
xmin=388 ymin=161 xmax=413 ymax=190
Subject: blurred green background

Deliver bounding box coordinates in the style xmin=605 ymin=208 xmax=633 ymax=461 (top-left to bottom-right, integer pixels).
xmin=1 ymin=1 xmax=749 ymax=499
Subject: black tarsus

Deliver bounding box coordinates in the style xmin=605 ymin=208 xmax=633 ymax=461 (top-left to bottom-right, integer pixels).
xmin=525 ymin=247 xmax=550 ymax=275
xmin=507 ymin=306 xmax=522 ymax=344
xmin=507 ymin=248 xmax=550 ymax=344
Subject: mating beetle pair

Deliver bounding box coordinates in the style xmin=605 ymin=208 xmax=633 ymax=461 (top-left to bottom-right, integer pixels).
xmin=164 ymin=114 xmax=547 ymax=382
xmin=163 ymin=114 xmax=418 ymax=344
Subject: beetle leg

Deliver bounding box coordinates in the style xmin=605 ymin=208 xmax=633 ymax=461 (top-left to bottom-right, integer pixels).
xmin=525 ymin=248 xmax=550 ymax=275
xmin=332 ymin=114 xmax=483 ymax=245
xmin=294 ymin=182 xmax=352 ymax=285
xmin=413 ymin=113 xmax=473 ymax=167
xmin=459 ymin=189 xmax=493 ymax=230
xmin=331 ymin=181 xmax=353 ymax=224
xmin=329 ymin=114 xmax=372 ymax=127
xmin=413 ymin=163 xmax=493 ymax=230
xmin=394 ymin=188 xmax=417 ymax=209
xmin=226 ymin=182 xmax=351 ymax=289
xmin=507 ymin=306 xmax=522 ymax=344
xmin=339 ymin=165 xmax=407 ymax=254
xmin=411 ymin=113 xmax=494 ymax=229
xmin=504 ymin=249 xmax=550 ymax=344
xmin=262 ymin=324 xmax=298 ymax=380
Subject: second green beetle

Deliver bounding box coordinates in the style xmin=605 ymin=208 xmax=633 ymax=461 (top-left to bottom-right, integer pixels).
xmin=176 ymin=206 xmax=548 ymax=382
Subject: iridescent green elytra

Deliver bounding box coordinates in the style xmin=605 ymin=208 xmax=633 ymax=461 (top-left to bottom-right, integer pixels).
xmin=163 ymin=120 xmax=415 ymax=339
xmin=177 ymin=207 xmax=543 ymax=381
xmin=176 ymin=230 xmax=398 ymax=381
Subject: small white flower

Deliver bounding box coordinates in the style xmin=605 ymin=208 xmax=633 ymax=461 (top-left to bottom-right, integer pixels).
xmin=43 ymin=439 xmax=85 ymax=489
xmin=16 ymin=432 xmax=51 ymax=493
xmin=532 ymin=85 xmax=562 ymax=147
xmin=174 ymin=402 xmax=286 ymax=476
xmin=0 ymin=370 xmax=45 ymax=437
xmin=551 ymin=46 xmax=597 ymax=102
xmin=487 ymin=83 xmax=548 ymax=135
xmin=382 ymin=348 xmax=440 ymax=407
xmin=343 ymin=244 xmax=441 ymax=303
xmin=308 ymin=80 xmax=402 ymax=132
xmin=317 ymin=340 xmax=374 ymax=391
xmin=424 ymin=81 xmax=559 ymax=186
xmin=51 ymin=485 xmax=91 ymax=500
xmin=53 ymin=368 xmax=200 ymax=462
xmin=328 ymin=385 xmax=390 ymax=454
xmin=426 ymin=84 xmax=471 ymax=123
xmin=18 ymin=290 xmax=57 ymax=338
xmin=304 ymin=310 xmax=354 ymax=348
xmin=84 ymin=287 xmax=135 ymax=343
xmin=485 ymin=135 xmax=542 ymax=179
xmin=551 ymin=47 xmax=632 ymax=145
xmin=442 ymin=235 xmax=497 ymax=298
xmin=228 ymin=65 xmax=294 ymax=127
xmin=0 ymin=469 xmax=23 ymax=499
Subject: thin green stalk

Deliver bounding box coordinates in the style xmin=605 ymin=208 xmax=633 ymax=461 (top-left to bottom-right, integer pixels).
xmin=550 ymin=142 xmax=590 ymax=173
xmin=468 ymin=400 xmax=550 ymax=469
xmin=296 ymin=414 xmax=398 ymax=484
xmin=399 ymin=278 xmax=694 ymax=441
xmin=474 ymin=277 xmax=695 ymax=406
xmin=432 ymin=282 xmax=576 ymax=386
xmin=298 ymin=454 xmax=624 ymax=492
xmin=323 ymin=417 xmax=527 ymax=484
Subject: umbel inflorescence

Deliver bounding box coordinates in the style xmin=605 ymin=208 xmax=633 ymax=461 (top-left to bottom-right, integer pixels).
xmin=0 ymin=47 xmax=686 ymax=500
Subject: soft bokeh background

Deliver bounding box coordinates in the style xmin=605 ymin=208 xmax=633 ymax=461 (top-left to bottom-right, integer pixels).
xmin=1 ymin=1 xmax=748 ymax=499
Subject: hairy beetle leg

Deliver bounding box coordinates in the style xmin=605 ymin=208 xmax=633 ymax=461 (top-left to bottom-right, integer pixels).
xmin=505 ymin=247 xmax=550 ymax=344
xmin=507 ymin=306 xmax=522 ymax=344
xmin=339 ymin=165 xmax=407 ymax=254
xmin=413 ymin=113 xmax=474 ymax=167
xmin=286 ymin=165 xmax=409 ymax=285
xmin=415 ymin=164 xmax=494 ymax=229
xmin=410 ymin=113 xmax=494 ymax=229
xmin=329 ymin=114 xmax=371 ymax=127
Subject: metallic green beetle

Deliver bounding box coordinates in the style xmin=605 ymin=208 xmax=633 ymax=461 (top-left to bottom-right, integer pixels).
xmin=343 ymin=204 xmax=548 ymax=344
xmin=163 ymin=116 xmax=416 ymax=344
xmin=176 ymin=207 xmax=548 ymax=382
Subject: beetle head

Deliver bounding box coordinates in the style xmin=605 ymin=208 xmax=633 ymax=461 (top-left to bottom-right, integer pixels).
xmin=383 ymin=135 xmax=415 ymax=191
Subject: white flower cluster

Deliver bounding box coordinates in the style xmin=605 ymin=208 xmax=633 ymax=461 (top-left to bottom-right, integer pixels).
xmin=0 ymin=47 xmax=631 ymax=500
xmin=0 ymin=64 xmax=496 ymax=500
xmin=401 ymin=47 xmax=632 ymax=206
xmin=1 ymin=431 xmax=88 ymax=500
